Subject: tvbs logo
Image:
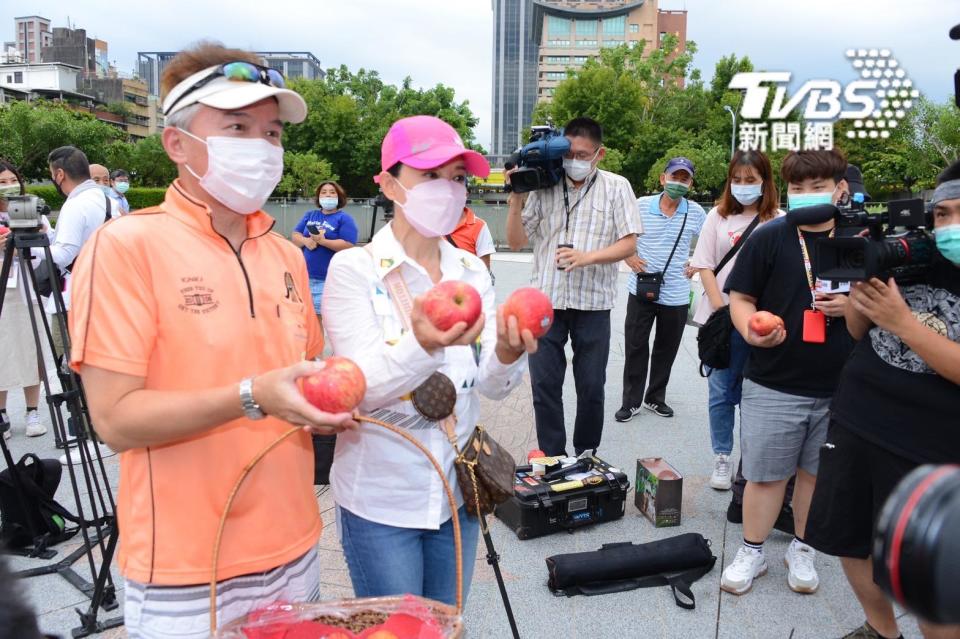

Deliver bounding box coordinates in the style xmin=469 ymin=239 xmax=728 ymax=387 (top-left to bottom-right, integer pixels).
xmin=729 ymin=49 xmax=918 ymax=151
xmin=730 ymin=72 xmax=877 ymax=120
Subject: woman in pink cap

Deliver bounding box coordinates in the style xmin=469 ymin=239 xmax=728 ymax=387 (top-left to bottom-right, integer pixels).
xmin=322 ymin=115 xmax=538 ymax=604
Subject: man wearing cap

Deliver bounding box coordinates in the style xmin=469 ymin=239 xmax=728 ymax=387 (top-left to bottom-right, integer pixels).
xmin=618 ymin=157 xmax=706 ymax=422
xmin=68 ymin=43 xmax=357 ymax=637
xmin=506 ymin=116 xmax=642 ymax=457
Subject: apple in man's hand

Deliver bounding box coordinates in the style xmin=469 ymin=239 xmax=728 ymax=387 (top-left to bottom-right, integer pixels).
xmin=421 ymin=281 xmax=482 ymax=331
xmin=749 ymin=311 xmax=785 ymax=337
xmin=300 ymin=357 xmax=366 ymax=413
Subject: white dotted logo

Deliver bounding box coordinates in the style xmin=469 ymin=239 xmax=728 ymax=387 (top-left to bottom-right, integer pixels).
xmin=846 ymin=48 xmax=918 ymax=140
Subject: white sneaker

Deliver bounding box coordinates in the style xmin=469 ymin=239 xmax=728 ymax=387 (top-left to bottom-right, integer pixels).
xmin=784 ymin=539 xmax=819 ymax=593
xmin=709 ymin=454 xmax=733 ymax=490
xmin=59 ymin=440 xmax=117 ymax=466
xmin=721 ymin=546 xmax=767 ymax=595
xmin=25 ymin=410 xmax=46 ymax=437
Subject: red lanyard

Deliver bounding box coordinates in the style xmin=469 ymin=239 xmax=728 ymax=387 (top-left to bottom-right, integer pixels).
xmin=797 ymin=228 xmax=834 ymax=310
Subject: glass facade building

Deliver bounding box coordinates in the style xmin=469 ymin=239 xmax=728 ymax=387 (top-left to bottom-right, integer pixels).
xmin=491 ymin=0 xmax=539 ymax=157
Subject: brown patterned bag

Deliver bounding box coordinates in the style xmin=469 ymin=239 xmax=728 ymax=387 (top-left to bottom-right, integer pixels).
xmin=453 ymin=425 xmax=516 ymax=517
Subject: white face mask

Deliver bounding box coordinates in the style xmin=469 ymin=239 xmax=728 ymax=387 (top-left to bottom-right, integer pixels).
xmin=395 ymin=178 xmax=467 ymax=238
xmin=179 ymin=128 xmax=284 ymax=215
xmin=731 ymin=183 xmax=762 ymax=206
xmin=562 ymin=148 xmax=599 ymax=182
xmin=318 ymin=197 xmax=339 ymax=210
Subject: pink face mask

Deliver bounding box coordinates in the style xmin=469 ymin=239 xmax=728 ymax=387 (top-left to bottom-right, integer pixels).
xmin=395 ymin=178 xmax=467 ymax=238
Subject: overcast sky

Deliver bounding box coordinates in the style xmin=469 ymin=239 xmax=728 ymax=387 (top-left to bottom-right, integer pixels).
xmin=4 ymin=0 xmax=958 ymax=150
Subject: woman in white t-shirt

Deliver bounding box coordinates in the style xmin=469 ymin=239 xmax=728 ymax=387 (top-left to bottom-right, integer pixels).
xmin=690 ymin=150 xmax=783 ymax=491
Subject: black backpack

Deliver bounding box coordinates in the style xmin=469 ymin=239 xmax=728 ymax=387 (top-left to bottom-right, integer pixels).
xmin=0 ymin=454 xmax=79 ymax=549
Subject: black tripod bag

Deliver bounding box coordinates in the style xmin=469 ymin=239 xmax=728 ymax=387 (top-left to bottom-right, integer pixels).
xmin=546 ymin=532 xmax=716 ymax=609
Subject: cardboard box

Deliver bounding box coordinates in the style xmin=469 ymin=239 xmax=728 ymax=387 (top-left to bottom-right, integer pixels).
xmin=635 ymin=457 xmax=683 ymax=527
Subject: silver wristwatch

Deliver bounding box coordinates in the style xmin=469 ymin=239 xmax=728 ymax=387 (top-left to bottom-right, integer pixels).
xmin=239 ymin=377 xmax=265 ymax=420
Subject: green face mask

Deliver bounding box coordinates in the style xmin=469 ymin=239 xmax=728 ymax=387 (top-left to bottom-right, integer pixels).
xmin=664 ymin=180 xmax=689 ymax=200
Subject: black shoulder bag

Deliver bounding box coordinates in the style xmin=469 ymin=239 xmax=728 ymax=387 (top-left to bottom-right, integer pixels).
xmin=634 ymin=208 xmax=688 ymax=302
xmin=695 ymin=215 xmax=761 ymax=376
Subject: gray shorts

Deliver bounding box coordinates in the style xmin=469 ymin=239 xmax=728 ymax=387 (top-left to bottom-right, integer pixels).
xmin=740 ymin=379 xmax=831 ymax=482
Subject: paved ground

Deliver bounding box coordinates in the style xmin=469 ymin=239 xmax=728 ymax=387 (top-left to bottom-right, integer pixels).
xmin=5 ymin=253 xmax=923 ymax=638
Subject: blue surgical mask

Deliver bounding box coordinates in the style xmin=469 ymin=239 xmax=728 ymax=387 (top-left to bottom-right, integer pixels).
xmin=319 ymin=197 xmax=339 ymax=210
xmin=99 ymin=185 xmax=113 ymax=196
xmin=731 ymin=184 xmax=762 ymax=206
xmin=935 ymin=223 xmax=960 ymax=266
xmin=788 ymin=191 xmax=834 ymax=210
xmin=114 ymin=181 xmax=130 ymax=194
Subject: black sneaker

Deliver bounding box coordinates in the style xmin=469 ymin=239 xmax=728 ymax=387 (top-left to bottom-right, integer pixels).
xmin=774 ymin=504 xmax=795 ymax=536
xmin=726 ymin=499 xmax=743 ymax=524
xmin=614 ymin=406 xmax=642 ymax=422
xmin=643 ymin=401 xmax=674 ymax=418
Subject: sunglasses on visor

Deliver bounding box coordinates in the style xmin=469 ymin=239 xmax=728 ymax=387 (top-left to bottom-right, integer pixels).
xmin=164 ymin=61 xmax=286 ymax=115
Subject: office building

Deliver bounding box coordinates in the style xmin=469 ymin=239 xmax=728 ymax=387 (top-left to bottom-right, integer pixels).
xmin=491 ymin=0 xmax=687 ymax=158
xmin=13 ymin=15 xmax=52 ymax=64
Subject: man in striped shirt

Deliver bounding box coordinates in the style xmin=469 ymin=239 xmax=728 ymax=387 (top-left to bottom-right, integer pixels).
xmin=618 ymin=157 xmax=705 ymax=422
xmin=506 ymin=117 xmax=642 ymax=456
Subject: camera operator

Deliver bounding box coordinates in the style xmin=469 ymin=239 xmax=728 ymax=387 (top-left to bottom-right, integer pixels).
xmin=805 ymin=161 xmax=960 ymax=639
xmin=505 ymin=117 xmax=642 ymax=456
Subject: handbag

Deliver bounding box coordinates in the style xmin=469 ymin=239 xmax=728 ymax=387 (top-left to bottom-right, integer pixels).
xmin=545 ymin=532 xmax=716 ymax=609
xmin=695 ymin=215 xmax=761 ymax=376
xmin=634 ymin=206 xmax=688 ymax=302
xmin=366 ymin=246 xmax=515 ymax=517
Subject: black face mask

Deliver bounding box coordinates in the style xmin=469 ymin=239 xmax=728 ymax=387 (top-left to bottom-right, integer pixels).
xmin=52 ymin=173 xmax=66 ymax=198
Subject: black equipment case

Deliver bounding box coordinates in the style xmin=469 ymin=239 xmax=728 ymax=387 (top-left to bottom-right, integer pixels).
xmin=494 ymin=456 xmax=630 ymax=540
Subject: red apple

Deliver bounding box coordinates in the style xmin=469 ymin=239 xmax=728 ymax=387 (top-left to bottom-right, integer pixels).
xmin=749 ymin=311 xmax=785 ymax=337
xmin=300 ymin=356 xmax=366 ymax=413
xmin=421 ymin=281 xmax=482 ymax=331
xmin=0 ymin=226 xmax=9 ymax=236
xmin=503 ymin=287 xmax=554 ymax=339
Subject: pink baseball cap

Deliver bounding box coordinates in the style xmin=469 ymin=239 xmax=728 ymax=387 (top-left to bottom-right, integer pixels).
xmin=375 ymin=115 xmax=490 ymax=183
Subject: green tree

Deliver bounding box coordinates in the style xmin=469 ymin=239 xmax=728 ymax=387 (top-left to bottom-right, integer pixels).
xmin=284 ymin=68 xmax=480 ymax=198
xmin=0 ymin=100 xmax=122 ymax=180
xmin=276 ymin=152 xmax=338 ymax=198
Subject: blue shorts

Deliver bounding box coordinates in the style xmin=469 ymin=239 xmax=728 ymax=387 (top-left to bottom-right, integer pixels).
xmin=309 ymin=278 xmax=324 ymax=315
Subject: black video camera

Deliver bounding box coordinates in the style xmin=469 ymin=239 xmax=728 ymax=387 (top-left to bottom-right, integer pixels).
xmin=505 ymin=124 xmax=571 ymax=194
xmin=813 ymin=197 xmax=935 ymax=285
xmin=874 ymin=464 xmax=960 ymax=624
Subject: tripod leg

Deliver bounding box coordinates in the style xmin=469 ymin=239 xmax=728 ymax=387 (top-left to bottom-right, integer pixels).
xmin=480 ymin=519 xmax=521 ymax=639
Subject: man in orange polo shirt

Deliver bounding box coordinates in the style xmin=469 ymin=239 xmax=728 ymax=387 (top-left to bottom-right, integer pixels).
xmin=447 ymin=206 xmax=496 ymax=281
xmin=68 ymin=43 xmax=357 ymax=637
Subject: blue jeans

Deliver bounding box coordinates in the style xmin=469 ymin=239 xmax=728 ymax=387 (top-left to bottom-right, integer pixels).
xmin=309 ymin=278 xmax=325 ymax=314
xmin=707 ymin=329 xmax=749 ymax=455
xmin=337 ymin=506 xmax=480 ymax=606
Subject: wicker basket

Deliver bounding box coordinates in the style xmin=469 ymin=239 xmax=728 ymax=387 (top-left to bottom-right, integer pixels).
xmin=209 ymin=416 xmax=466 ymax=638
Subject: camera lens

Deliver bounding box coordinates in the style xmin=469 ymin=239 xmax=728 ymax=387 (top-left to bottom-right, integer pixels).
xmin=874 ymin=464 xmax=960 ymax=624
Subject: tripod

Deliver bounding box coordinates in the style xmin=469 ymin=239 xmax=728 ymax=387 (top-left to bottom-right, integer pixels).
xmin=0 ymin=225 xmax=123 ymax=637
